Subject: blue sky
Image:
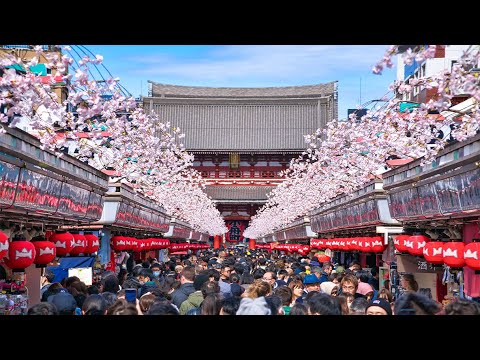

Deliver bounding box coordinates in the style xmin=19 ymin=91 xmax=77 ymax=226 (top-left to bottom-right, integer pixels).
xmin=82 ymin=45 xmax=397 ymax=120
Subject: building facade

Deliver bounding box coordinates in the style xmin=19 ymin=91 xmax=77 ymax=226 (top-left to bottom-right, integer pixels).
xmin=144 ymin=81 xmax=338 ymax=241
xmin=396 ymin=45 xmax=472 ymax=107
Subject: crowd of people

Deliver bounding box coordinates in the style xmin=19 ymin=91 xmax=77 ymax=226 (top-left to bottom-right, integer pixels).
xmin=26 ymin=247 xmax=480 ymax=315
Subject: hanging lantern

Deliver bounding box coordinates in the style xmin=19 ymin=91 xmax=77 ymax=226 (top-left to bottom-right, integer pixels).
xmin=83 ymin=232 xmax=100 ymax=255
xmin=70 ymin=233 xmax=86 ymax=256
xmin=464 ymin=240 xmax=480 ymax=273
xmin=170 ymin=243 xmax=189 ymax=252
xmin=407 ymin=235 xmax=430 ymax=256
xmin=333 ymin=239 xmax=341 ymax=251
xmin=3 ymin=237 xmax=36 ymax=272
xmin=50 ymin=230 xmax=74 ymax=256
xmin=301 ymin=245 xmax=310 ymax=253
xmin=362 ymin=237 xmax=373 ymax=253
xmin=123 ymin=237 xmax=132 ymax=251
xmin=345 ymin=239 xmax=352 ymax=252
xmin=324 ymin=239 xmax=332 ymax=250
xmin=129 ymin=237 xmax=139 ymax=251
xmin=144 ymin=238 xmax=153 ymax=251
xmin=357 ymin=238 xmax=365 ymax=252
xmin=423 ymin=242 xmax=444 ymax=264
xmin=394 ymin=234 xmax=411 ymax=253
xmin=370 ymin=236 xmax=386 ymax=253
xmin=160 ymin=238 xmax=170 ymax=249
xmin=0 ymin=231 xmax=8 ymax=260
xmin=111 ymin=236 xmax=127 ymax=252
xmin=32 ymin=237 xmax=56 ymax=268
xmin=310 ymin=239 xmax=320 ymax=249
xmin=350 ymin=238 xmax=358 ymax=251
xmin=135 ymin=239 xmax=147 ymax=252
xmin=443 ymin=241 xmax=465 ymax=269
xmin=158 ymin=238 xmax=170 ymax=249
xmin=150 ymin=238 xmax=159 ymax=250
xmin=319 ymin=239 xmax=327 ymax=250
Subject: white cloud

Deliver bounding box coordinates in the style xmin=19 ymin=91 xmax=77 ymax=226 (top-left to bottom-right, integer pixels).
xmin=109 ymin=45 xmax=397 ymax=119
xmin=130 ymin=45 xmax=392 ymax=85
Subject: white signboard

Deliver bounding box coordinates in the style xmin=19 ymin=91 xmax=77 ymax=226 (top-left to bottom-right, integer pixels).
xmin=68 ymin=267 xmax=93 ymax=286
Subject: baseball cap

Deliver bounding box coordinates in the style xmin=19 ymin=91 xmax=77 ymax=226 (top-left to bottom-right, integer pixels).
xmin=48 ymin=292 xmax=78 ymax=314
xmin=303 ymin=274 xmax=321 ymax=285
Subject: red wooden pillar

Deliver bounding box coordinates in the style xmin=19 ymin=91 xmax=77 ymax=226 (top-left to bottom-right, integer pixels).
xmin=214 ymin=235 xmax=222 ymax=249
xmin=249 ymin=239 xmax=256 ymax=250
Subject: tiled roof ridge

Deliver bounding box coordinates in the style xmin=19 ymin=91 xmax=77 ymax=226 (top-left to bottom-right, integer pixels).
xmin=149 ymin=81 xmax=337 ymax=98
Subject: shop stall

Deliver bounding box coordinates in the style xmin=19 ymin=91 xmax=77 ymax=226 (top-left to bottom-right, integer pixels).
xmin=271 ymin=217 xmax=316 ymax=256
xmin=163 ymin=218 xmax=210 ymax=255
xmin=0 ymin=127 xmax=109 ymax=312
xmin=85 ymin=181 xmax=172 ymax=270
xmin=308 ymin=179 xmax=401 ymax=284
xmin=383 ymin=131 xmax=480 ymax=303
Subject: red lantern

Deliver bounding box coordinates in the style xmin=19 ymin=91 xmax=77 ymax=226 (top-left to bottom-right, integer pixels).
xmin=144 ymin=238 xmax=153 ymax=251
xmin=406 ymin=235 xmax=430 ymax=256
xmin=3 ymin=238 xmax=36 ymax=272
xmin=310 ymin=239 xmax=320 ymax=249
xmin=123 ymin=237 xmax=132 ymax=251
xmin=443 ymin=241 xmax=465 ymax=268
xmin=332 ymin=239 xmax=340 ymax=251
xmin=464 ymin=241 xmax=480 ymax=272
xmin=170 ymin=243 xmax=189 ymax=252
xmin=135 ymin=239 xmax=146 ymax=252
xmin=149 ymin=238 xmax=158 ymax=250
xmin=318 ymin=239 xmax=326 ymax=250
xmin=111 ymin=236 xmax=127 ymax=252
xmin=129 ymin=238 xmax=139 ymax=251
xmin=423 ymin=242 xmax=444 ymax=264
xmin=357 ymin=238 xmax=365 ymax=252
xmin=70 ymin=233 xmax=86 ymax=255
xmin=32 ymin=239 xmax=56 ymax=267
xmin=83 ymin=232 xmax=100 ymax=254
xmin=369 ymin=236 xmax=384 ymax=253
xmin=350 ymin=238 xmax=358 ymax=251
xmin=0 ymin=231 xmax=8 ymax=260
xmin=50 ymin=231 xmax=74 ymax=256
xmin=345 ymin=239 xmax=352 ymax=252
xmin=159 ymin=238 xmax=170 ymax=249
xmin=394 ymin=234 xmax=410 ymax=253
xmin=324 ymin=240 xmax=332 ymax=250
xmin=362 ymin=238 xmax=373 ymax=253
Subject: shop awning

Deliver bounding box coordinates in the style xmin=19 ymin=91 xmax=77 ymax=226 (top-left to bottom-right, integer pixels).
xmin=96 ymin=181 xmax=171 ymax=233
xmin=0 ymin=127 xmax=109 ymax=225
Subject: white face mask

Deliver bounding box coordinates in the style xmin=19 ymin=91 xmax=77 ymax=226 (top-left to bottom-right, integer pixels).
xmin=153 ymin=271 xmax=160 ymax=277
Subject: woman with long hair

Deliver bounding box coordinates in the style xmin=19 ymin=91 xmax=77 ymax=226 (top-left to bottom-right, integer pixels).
xmin=400 ymin=273 xmax=418 ymax=293
xmin=287 ymin=279 xmax=305 ymax=305
xmin=243 ymin=279 xmax=271 ymax=299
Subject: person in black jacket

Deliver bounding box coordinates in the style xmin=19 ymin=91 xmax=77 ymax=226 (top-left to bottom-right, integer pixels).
xmin=170 ymin=266 xmax=196 ymax=308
